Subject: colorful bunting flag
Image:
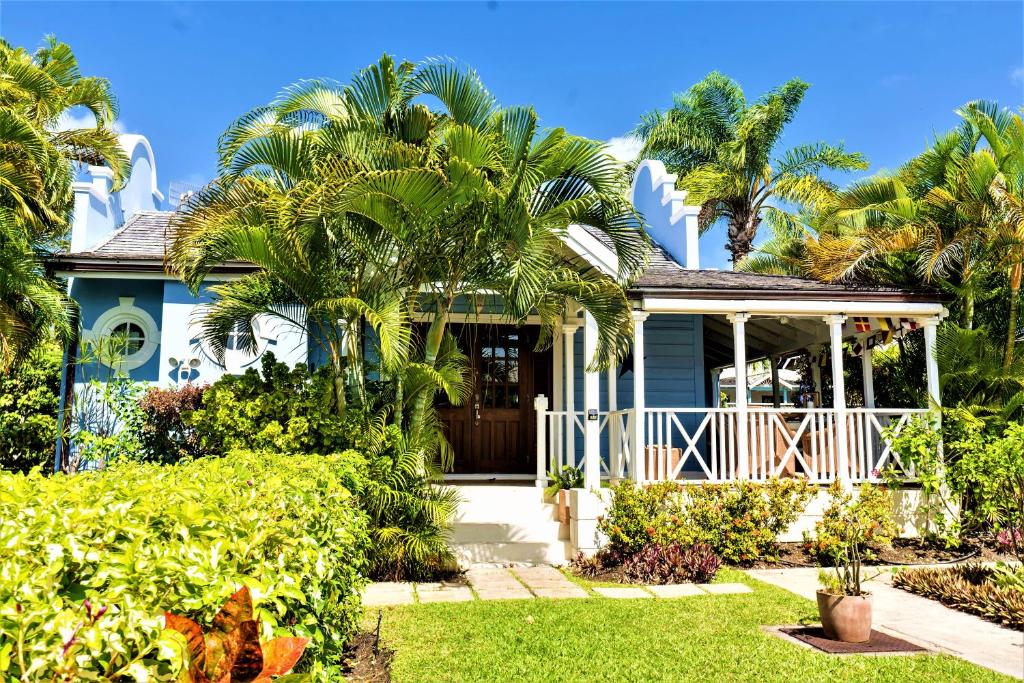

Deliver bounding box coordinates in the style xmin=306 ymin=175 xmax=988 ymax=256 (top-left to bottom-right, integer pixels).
xmin=853 ymin=316 xmax=872 ymax=332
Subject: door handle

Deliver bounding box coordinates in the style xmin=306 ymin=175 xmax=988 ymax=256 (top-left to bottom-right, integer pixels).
xmin=474 ymin=401 xmax=481 ymax=423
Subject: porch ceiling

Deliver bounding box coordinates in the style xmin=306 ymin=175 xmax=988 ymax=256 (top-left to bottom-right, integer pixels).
xmin=703 ymin=314 xmax=830 ymax=369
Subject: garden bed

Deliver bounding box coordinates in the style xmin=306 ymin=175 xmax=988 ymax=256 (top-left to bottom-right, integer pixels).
xmin=749 ymin=539 xmax=1013 ymax=569
xmin=892 ymin=564 xmax=1024 ymax=630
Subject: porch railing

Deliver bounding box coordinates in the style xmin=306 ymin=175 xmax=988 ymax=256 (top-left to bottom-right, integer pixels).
xmin=536 ymin=399 xmax=928 ymax=485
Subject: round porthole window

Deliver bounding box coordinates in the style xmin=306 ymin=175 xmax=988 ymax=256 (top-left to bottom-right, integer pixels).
xmin=88 ymin=297 xmax=161 ymax=371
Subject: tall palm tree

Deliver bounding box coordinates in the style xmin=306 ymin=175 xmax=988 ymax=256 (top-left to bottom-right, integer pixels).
xmin=806 ymin=102 xmax=1018 ymax=331
xmin=0 ymin=37 xmax=128 ymax=364
xmin=634 ymin=72 xmax=867 ymax=266
xmin=170 ymin=56 xmax=650 ymax=440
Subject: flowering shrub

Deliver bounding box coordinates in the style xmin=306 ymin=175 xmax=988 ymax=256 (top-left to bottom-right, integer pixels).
xmin=0 ymin=451 xmax=369 ymax=681
xmin=599 ymin=479 xmax=812 ymax=565
xmin=806 ymin=481 xmax=900 ymax=564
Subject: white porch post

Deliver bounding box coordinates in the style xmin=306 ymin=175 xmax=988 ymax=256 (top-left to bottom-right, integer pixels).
xmin=582 ymin=311 xmax=601 ymax=490
xmin=631 ymin=311 xmax=649 ymax=482
xmin=729 ymin=313 xmax=750 ymax=479
xmin=770 ymin=355 xmax=781 ymax=408
xmin=826 ymin=314 xmax=851 ymax=487
xmin=562 ymin=322 xmax=578 ymax=470
xmin=534 ymin=395 xmax=548 ymax=487
xmin=861 ymin=345 xmax=875 ymax=408
xmin=711 ymin=368 xmax=722 ymax=408
xmin=606 ymin=356 xmax=618 ymax=480
xmin=923 ymin=317 xmax=941 ymax=411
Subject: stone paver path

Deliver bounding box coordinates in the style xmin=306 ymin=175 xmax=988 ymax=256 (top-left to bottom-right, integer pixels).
xmin=362 ymin=568 xmax=752 ymax=606
xmin=747 ymin=567 xmax=1024 ymax=680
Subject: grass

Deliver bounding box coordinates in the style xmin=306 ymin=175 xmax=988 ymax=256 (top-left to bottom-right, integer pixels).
xmin=368 ymin=570 xmax=1012 ymax=682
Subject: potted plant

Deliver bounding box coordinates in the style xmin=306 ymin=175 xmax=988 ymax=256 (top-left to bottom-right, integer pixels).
xmin=546 ymin=465 xmax=583 ymax=524
xmin=815 ymin=485 xmax=885 ymax=643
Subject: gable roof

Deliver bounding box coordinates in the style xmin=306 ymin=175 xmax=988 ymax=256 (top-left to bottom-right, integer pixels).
xmin=51 ymin=210 xmax=942 ymax=304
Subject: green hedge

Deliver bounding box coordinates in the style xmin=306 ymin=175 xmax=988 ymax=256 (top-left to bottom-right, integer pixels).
xmin=0 ymin=451 xmax=369 ymax=680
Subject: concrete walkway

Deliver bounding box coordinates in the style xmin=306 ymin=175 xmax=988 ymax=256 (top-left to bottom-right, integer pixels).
xmin=746 ymin=567 xmax=1024 ymax=680
xmin=362 ymin=566 xmax=750 ymax=606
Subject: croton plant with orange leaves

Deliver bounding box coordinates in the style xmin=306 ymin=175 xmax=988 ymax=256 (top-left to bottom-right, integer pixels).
xmin=165 ymin=587 xmax=309 ymax=682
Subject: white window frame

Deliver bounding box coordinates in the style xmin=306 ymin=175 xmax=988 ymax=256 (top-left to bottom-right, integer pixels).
xmin=88 ymin=297 xmax=161 ymax=371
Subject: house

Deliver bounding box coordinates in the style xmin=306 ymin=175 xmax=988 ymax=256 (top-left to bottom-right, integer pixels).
xmin=52 ymin=138 xmax=946 ymax=562
xmin=717 ymin=362 xmax=802 ymax=406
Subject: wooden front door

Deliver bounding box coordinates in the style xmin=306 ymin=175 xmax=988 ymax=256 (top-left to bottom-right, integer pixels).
xmin=437 ymin=324 xmax=550 ymax=474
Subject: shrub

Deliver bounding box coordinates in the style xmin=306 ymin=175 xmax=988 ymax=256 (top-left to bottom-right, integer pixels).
xmin=894 ymin=564 xmax=1024 ymax=630
xmin=598 ymin=481 xmax=684 ymax=556
xmin=138 ymin=383 xmax=207 ymax=462
xmin=0 ymin=451 xmax=369 ymax=681
xmin=599 ymin=479 xmax=812 ymax=565
xmin=545 ymin=465 xmax=584 ymax=497
xmin=806 ymin=481 xmax=901 ymax=564
xmin=185 ymin=354 xmax=359 ymax=456
xmin=622 ymin=542 xmax=721 ymax=584
xmin=0 ymin=342 xmax=61 ymax=472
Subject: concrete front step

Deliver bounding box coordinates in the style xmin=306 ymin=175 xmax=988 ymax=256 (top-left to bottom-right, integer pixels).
xmin=446 ymin=484 xmax=569 ymax=565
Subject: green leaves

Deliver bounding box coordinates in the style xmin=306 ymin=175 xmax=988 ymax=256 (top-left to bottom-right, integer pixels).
xmin=0 ymin=451 xmax=370 ymax=681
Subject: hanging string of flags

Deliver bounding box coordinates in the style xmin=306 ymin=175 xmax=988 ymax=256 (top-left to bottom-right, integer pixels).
xmin=848 ymin=317 xmax=921 ymax=356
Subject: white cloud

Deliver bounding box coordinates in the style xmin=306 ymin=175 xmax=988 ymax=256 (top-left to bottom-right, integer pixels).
xmin=1012 ymin=67 xmax=1024 ymax=84
xmin=605 ymin=135 xmax=643 ymax=163
xmin=54 ymin=109 xmax=126 ymax=133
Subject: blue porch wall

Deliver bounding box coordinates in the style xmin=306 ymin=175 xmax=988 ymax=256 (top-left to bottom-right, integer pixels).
xmin=569 ymin=314 xmax=707 ymax=460
xmin=72 ymin=278 xmax=164 ymax=383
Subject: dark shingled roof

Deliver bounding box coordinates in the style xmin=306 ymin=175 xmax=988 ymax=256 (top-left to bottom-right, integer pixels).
xmin=580 ymin=225 xmax=938 ymax=301
xmin=75 ymin=211 xmax=173 ymax=259
xmin=55 ymin=212 xmax=941 ymax=302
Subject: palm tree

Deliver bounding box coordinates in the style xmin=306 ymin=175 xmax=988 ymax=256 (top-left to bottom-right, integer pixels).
xmin=634 ymin=72 xmax=867 ymax=266
xmin=171 ymin=56 xmax=649 ymax=442
xmin=0 ymin=37 xmax=128 ymax=364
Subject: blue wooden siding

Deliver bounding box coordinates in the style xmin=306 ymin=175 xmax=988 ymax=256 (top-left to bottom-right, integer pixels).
xmin=568 ymin=314 xmax=707 ymax=461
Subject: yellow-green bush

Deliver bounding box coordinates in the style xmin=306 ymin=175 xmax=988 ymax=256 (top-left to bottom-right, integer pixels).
xmin=0 ymin=451 xmax=369 ymax=681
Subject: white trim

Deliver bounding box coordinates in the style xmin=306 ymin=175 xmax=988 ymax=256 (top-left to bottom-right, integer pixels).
xmin=86 ymin=298 xmax=161 ymax=371
xmin=118 ymin=134 xmax=165 ymax=202
xmin=642 ymin=297 xmax=947 ymax=318
xmin=443 ymin=473 xmax=538 ymax=482
xmin=562 ymin=224 xmax=619 ymax=277
xmin=410 ymin=311 xmax=546 ymax=325
xmin=53 ymin=270 xmax=243 ymax=282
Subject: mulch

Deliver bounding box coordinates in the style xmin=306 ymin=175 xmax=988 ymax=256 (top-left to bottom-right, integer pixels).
xmin=748 ymin=539 xmax=1011 ymax=570
xmin=342 ymin=629 xmax=394 ymax=682
xmin=779 ymin=627 xmax=929 ymax=655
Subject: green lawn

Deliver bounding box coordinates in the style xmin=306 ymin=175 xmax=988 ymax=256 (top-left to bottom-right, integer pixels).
xmin=369 ymin=570 xmax=1011 ymax=682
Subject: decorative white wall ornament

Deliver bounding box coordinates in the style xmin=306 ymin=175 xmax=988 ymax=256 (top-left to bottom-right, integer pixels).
xmin=86 ymin=297 xmax=161 ymax=370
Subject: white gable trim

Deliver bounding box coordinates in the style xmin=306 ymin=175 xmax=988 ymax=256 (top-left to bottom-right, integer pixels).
xmin=561 ymin=224 xmax=619 ymax=278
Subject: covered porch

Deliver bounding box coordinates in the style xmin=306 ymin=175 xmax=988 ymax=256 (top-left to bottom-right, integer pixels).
xmin=535 ymin=293 xmax=947 ymax=489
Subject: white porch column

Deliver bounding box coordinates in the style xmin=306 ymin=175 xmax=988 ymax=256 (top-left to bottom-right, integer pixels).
xmin=728 ymin=313 xmax=751 ymax=479
xmin=562 ymin=322 xmax=578 ymax=470
xmin=631 ymin=311 xmax=649 ymax=482
xmin=711 ymin=368 xmax=722 ymax=408
xmin=770 ymin=355 xmax=781 ymax=408
xmin=534 ymin=395 xmax=548 ymax=487
xmin=861 ymin=345 xmax=875 ymax=408
xmin=582 ymin=311 xmax=601 ymax=490
xmin=826 ymin=314 xmax=851 ymax=487
xmin=923 ymin=317 xmax=941 ymax=411
xmin=606 ymin=356 xmax=618 ymax=479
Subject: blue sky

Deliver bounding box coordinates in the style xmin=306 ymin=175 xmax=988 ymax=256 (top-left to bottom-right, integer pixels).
xmin=4 ymin=1 xmax=1023 ymax=268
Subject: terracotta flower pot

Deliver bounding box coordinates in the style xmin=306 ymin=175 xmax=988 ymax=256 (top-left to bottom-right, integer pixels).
xmin=557 ymin=490 xmax=570 ymax=525
xmin=816 ymin=590 xmax=873 ymax=643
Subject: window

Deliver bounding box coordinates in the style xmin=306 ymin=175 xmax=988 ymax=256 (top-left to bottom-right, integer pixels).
xmin=110 ymin=322 xmax=146 ymax=356
xmin=87 ymin=297 xmax=161 ymax=371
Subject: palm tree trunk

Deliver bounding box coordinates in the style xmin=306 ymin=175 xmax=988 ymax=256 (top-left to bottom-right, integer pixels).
xmin=727 ymin=214 xmax=760 ymax=269
xmin=330 ymin=344 xmax=347 ymax=418
xmin=409 ymin=311 xmax=448 ymax=437
xmin=964 ymin=290 xmax=975 ymax=330
xmin=1004 ymin=264 xmax=1022 ymax=369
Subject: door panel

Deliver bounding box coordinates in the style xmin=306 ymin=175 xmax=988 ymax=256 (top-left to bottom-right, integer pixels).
xmin=435 ymin=324 xmax=549 ymax=474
